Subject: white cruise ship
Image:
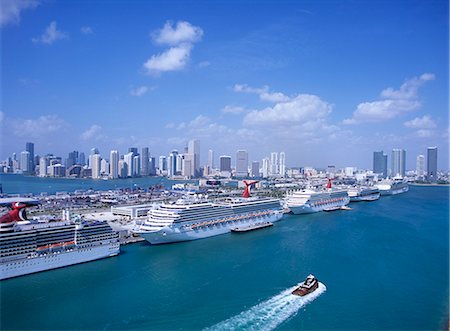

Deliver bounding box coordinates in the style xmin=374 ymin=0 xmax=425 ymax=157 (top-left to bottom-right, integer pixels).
xmin=347 ymin=186 xmax=380 ymax=202
xmin=0 ymin=201 xmax=120 ymax=280
xmin=375 ymin=178 xmax=409 ymax=196
xmin=285 ymin=180 xmax=350 ymax=214
xmin=135 ymin=197 xmax=283 ymax=244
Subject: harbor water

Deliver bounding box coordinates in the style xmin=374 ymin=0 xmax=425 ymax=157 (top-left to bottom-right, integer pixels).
xmin=0 ymin=185 xmax=448 ymax=330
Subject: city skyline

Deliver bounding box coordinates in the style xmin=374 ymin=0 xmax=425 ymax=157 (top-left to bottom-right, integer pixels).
xmin=1 ymin=0 xmax=448 ymax=169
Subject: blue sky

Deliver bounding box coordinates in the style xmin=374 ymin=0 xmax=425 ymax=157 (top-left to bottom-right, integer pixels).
xmin=1 ymin=0 xmax=448 ymax=170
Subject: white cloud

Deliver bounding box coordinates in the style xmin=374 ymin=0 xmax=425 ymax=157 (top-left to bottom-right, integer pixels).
xmin=0 ymin=0 xmax=39 ymax=27
xmin=80 ymin=26 xmax=93 ymax=35
xmin=12 ymin=115 xmax=66 ymax=138
xmin=404 ymin=115 xmax=436 ymax=129
xmin=243 ymin=94 xmax=332 ymax=127
xmin=344 ymin=73 xmax=435 ymax=124
xmin=32 ymin=21 xmax=68 ymax=44
xmin=144 ymin=44 xmax=192 ymax=74
xmin=233 ymin=84 xmax=289 ymax=103
xmin=221 ymin=105 xmax=246 ymax=114
xmin=416 ymin=129 xmax=434 ymax=138
xmin=130 ymin=86 xmax=148 ymax=97
xmin=153 ymin=20 xmax=203 ymax=45
xmin=80 ymin=125 xmax=103 ymax=141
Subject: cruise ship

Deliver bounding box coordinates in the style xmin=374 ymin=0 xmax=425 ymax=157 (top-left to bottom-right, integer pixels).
xmin=375 ymin=178 xmax=409 ymax=196
xmin=0 ymin=200 xmax=120 ymax=280
xmin=347 ymin=186 xmax=380 ymax=202
xmin=285 ymin=180 xmax=350 ymax=214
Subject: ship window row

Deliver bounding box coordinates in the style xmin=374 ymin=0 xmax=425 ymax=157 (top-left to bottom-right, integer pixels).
xmin=1 ymin=238 xmax=36 ymax=247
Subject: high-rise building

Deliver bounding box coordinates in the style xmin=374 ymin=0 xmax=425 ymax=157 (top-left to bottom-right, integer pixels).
xmin=182 ymin=155 xmax=193 ymax=178
xmin=373 ymin=151 xmax=388 ymax=178
xmin=168 ymin=150 xmax=178 ymax=177
xmin=78 ymin=152 xmax=86 ymax=166
xmin=91 ymin=154 xmax=101 ymax=179
xmin=235 ymin=150 xmax=248 ymax=177
xmin=270 ymin=152 xmax=278 ymax=176
xmin=188 ymin=139 xmax=200 ymax=177
xmin=208 ymin=149 xmax=214 ymax=170
xmin=159 ymin=156 xmax=167 ymax=174
xmin=133 ymin=155 xmax=141 ymax=177
xmin=128 ymin=147 xmax=138 ymax=155
xmin=251 ymin=161 xmax=260 ymax=178
xmin=219 ymin=155 xmax=231 ymax=172
xmin=100 ymin=159 xmax=109 ymax=175
xmin=66 ymin=151 xmax=79 ymax=169
xmin=279 ymin=152 xmax=286 ymax=177
xmin=427 ymin=147 xmax=438 ymax=182
xmin=26 ymin=142 xmax=34 ymax=174
xmin=416 ymin=155 xmax=425 ymax=178
xmin=118 ymin=159 xmax=128 ymax=178
xmin=20 ymin=151 xmax=31 ymax=174
xmin=149 ymin=157 xmax=156 ymax=176
xmin=110 ymin=150 xmax=119 ymax=179
xmin=141 ymin=147 xmax=149 ymax=176
xmin=124 ymin=152 xmax=134 ymax=177
xmin=262 ymin=158 xmax=270 ymax=178
xmin=39 ymin=156 xmax=49 ymax=177
xmin=391 ymin=149 xmax=406 ymax=177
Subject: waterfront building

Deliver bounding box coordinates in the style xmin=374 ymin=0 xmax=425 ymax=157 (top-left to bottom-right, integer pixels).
xmin=128 ymin=147 xmax=138 ymax=155
xmin=188 ymin=139 xmax=200 ymax=177
xmin=219 ymin=155 xmax=231 ymax=177
xmin=119 ymin=159 xmax=128 ymax=178
xmin=26 ymin=142 xmax=34 ymax=173
xmin=391 ymin=149 xmax=406 ymax=178
xmin=124 ymin=152 xmax=134 ymax=178
xmin=168 ymin=150 xmax=178 ymax=178
xmin=66 ymin=151 xmax=79 ymax=169
xmin=373 ymin=151 xmax=388 ymax=178
xmin=208 ymin=149 xmax=214 ymax=170
xmin=182 ymin=155 xmax=193 ymax=178
xmin=236 ymin=150 xmax=248 ymax=178
xmin=279 ymin=152 xmax=286 ymax=177
xmin=133 ymin=155 xmax=141 ymax=177
xmin=345 ymin=167 xmax=355 ymax=177
xmin=78 ymin=152 xmax=86 ymax=166
xmin=141 ymin=147 xmax=149 ymax=176
xmin=89 ymin=148 xmax=99 ymax=169
xmin=262 ymin=157 xmax=270 ymax=178
xmin=91 ymin=154 xmax=101 ymax=179
xmin=176 ymin=153 xmax=183 ymax=174
xmin=416 ymin=155 xmax=425 ymax=178
xmin=39 ymin=156 xmax=49 ymax=177
xmin=251 ymin=161 xmax=260 ymax=178
xmin=159 ymin=156 xmax=167 ymax=175
xmin=20 ymin=151 xmax=31 ymax=174
xmin=427 ymin=147 xmax=438 ymax=182
xmin=270 ymin=152 xmax=278 ymax=176
xmin=149 ymin=157 xmax=156 ymax=176
xmin=48 ymin=163 xmax=66 ymax=177
xmin=110 ymin=150 xmax=119 ymax=179
xmin=101 ymin=159 xmax=109 ymax=176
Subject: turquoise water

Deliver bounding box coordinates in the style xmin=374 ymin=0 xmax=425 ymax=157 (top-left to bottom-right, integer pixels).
xmin=0 ymin=185 xmax=448 ymax=330
xmin=0 ymin=174 xmax=193 ymax=195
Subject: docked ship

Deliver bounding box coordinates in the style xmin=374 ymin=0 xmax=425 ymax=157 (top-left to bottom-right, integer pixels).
xmin=292 ymin=274 xmax=319 ymax=296
xmin=347 ymin=186 xmax=380 ymax=202
xmin=285 ymin=179 xmax=350 ymax=214
xmin=135 ymin=181 xmax=283 ymax=244
xmin=0 ymin=200 xmax=120 ymax=280
xmin=375 ymin=178 xmax=409 ymax=196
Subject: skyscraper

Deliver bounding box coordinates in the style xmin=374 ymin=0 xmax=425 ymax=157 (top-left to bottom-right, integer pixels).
xmin=91 ymin=154 xmax=101 ymax=179
xmin=262 ymin=158 xmax=270 ymax=178
xmin=373 ymin=151 xmax=388 ymax=178
xmin=39 ymin=156 xmax=49 ymax=177
xmin=168 ymin=150 xmax=178 ymax=178
xmin=133 ymin=155 xmax=141 ymax=177
xmin=208 ymin=149 xmax=214 ymax=169
xmin=219 ymin=155 xmax=231 ymax=172
xmin=188 ymin=139 xmax=200 ymax=177
xmin=20 ymin=151 xmax=31 ymax=174
xmin=251 ymin=161 xmax=260 ymax=178
xmin=427 ymin=147 xmax=438 ymax=182
xmin=124 ymin=152 xmax=134 ymax=177
xmin=416 ymin=155 xmax=425 ymax=178
xmin=391 ymin=149 xmax=406 ymax=177
xmin=159 ymin=156 xmax=167 ymax=174
xmin=128 ymin=147 xmax=138 ymax=155
xmin=26 ymin=142 xmax=34 ymax=174
xmin=279 ymin=152 xmax=286 ymax=177
xmin=235 ymin=150 xmax=248 ymax=177
xmin=110 ymin=150 xmax=119 ymax=179
xmin=141 ymin=147 xmax=149 ymax=176
xmin=270 ymin=152 xmax=278 ymax=176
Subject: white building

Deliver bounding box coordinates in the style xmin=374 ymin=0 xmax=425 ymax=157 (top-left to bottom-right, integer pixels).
xmin=188 ymin=139 xmax=200 ymax=177
xmin=91 ymin=154 xmax=101 ymax=179
xmin=270 ymin=152 xmax=278 ymax=176
xmin=262 ymin=157 xmax=270 ymax=178
xmin=208 ymin=149 xmax=214 ymax=170
xmin=100 ymin=159 xmax=109 ymax=175
xmin=20 ymin=151 xmax=31 ymax=173
xmin=124 ymin=152 xmax=134 ymax=178
xmin=110 ymin=150 xmax=119 ymax=179
xmin=416 ymin=155 xmax=425 ymax=177
xmin=235 ymin=150 xmax=248 ymax=178
xmin=279 ymin=152 xmax=286 ymax=177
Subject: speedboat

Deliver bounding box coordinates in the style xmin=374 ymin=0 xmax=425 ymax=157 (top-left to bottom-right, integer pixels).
xmin=292 ymin=274 xmax=319 ymax=296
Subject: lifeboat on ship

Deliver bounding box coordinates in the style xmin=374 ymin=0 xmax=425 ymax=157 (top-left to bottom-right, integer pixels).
xmin=292 ymin=274 xmax=319 ymax=296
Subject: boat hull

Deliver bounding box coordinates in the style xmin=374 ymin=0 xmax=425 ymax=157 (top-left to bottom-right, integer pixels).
xmin=349 ymin=193 xmax=381 ymax=202
xmin=289 ymin=197 xmax=350 ymax=215
xmin=1 ymin=243 xmax=120 ymax=280
xmin=379 ymin=185 xmax=409 ymax=196
xmin=139 ymin=212 xmax=283 ymax=244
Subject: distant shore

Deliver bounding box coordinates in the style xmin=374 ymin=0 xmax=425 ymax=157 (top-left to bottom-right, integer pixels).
xmin=409 ymin=183 xmax=450 ymax=187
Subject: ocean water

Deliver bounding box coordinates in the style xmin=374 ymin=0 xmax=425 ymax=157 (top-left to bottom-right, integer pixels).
xmin=0 ymin=185 xmax=448 ymax=330
xmin=0 ymin=174 xmax=193 ymax=195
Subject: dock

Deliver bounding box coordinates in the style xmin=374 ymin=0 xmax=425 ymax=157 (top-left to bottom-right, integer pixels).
xmin=231 ymin=222 xmax=273 ymax=233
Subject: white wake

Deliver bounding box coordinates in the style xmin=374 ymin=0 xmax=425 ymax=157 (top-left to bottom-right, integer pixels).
xmin=205 ymin=282 xmax=326 ymax=331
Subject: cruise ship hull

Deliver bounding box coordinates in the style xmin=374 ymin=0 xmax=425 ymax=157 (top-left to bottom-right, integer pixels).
xmin=349 ymin=193 xmax=380 ymax=202
xmin=1 ymin=243 xmax=120 ymax=280
xmin=378 ymin=184 xmax=409 ymax=196
xmin=289 ymin=197 xmax=350 ymax=215
xmin=140 ymin=212 xmax=283 ymax=244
